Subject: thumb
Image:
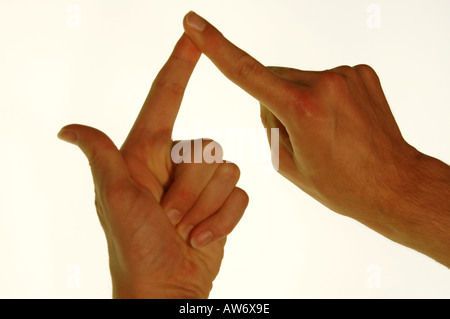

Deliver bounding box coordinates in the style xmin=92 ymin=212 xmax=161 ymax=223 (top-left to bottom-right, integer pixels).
xmin=58 ymin=124 xmax=129 ymax=188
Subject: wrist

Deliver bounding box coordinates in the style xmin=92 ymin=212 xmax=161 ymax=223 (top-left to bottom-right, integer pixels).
xmin=111 ymin=277 xmax=207 ymax=299
xmin=112 ymin=285 xmax=205 ymax=299
xmin=370 ymin=151 xmax=450 ymax=266
xmin=109 ymin=263 xmax=211 ymax=299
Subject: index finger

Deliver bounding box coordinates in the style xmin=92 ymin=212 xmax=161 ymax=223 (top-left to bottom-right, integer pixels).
xmin=182 ymin=11 xmax=303 ymax=123
xmin=125 ymin=33 xmax=201 ymax=142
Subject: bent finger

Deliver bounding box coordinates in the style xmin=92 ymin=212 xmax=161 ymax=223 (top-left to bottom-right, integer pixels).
xmin=189 ymin=187 xmax=249 ymax=248
xmin=176 ymin=162 xmax=241 ymax=238
xmin=160 ymin=139 xmax=223 ymax=224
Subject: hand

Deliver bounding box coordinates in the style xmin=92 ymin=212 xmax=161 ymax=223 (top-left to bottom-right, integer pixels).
xmin=58 ymin=33 xmax=249 ymax=298
xmin=182 ymin=12 xmax=450 ymax=267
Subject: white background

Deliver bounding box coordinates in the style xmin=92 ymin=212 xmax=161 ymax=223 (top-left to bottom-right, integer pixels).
xmin=0 ymin=0 xmax=449 ymax=298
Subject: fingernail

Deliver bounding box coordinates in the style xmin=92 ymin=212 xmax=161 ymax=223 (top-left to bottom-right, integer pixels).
xmin=180 ymin=225 xmax=194 ymax=241
xmin=192 ymin=231 xmax=213 ymax=248
xmin=166 ymin=209 xmax=182 ymax=225
xmin=57 ymin=129 xmax=78 ymax=145
xmin=186 ymin=11 xmax=206 ymax=32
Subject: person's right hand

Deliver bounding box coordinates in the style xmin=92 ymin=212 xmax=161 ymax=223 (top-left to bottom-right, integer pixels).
xmin=182 ymin=11 xmax=450 ymax=267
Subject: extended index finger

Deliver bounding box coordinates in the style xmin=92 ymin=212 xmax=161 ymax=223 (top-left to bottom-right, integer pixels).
xmin=125 ymin=33 xmax=201 ymax=143
xmin=183 ymin=11 xmax=303 ymax=123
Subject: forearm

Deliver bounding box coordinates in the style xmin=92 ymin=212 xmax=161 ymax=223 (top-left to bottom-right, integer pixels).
xmin=366 ymin=153 xmax=450 ymax=267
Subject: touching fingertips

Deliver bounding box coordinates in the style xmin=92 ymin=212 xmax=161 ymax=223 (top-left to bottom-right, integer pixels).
xmin=185 ymin=11 xmax=206 ymax=32
xmin=191 ymin=230 xmax=213 ymax=248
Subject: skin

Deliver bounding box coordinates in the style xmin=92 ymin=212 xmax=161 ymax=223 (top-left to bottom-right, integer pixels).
xmin=58 ymin=33 xmax=249 ymax=298
xmin=183 ymin=11 xmax=450 ymax=268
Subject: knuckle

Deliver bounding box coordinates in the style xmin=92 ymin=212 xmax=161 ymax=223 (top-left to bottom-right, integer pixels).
xmin=235 ymin=187 xmax=249 ymax=205
xmin=319 ymin=70 xmax=345 ymax=85
xmin=286 ymin=86 xmax=315 ymax=117
xmin=234 ymin=53 xmax=260 ymax=79
xmin=152 ymin=78 xmax=185 ymax=96
xmin=316 ymin=70 xmax=348 ymax=93
xmin=170 ymin=53 xmax=196 ymax=67
xmin=218 ymin=162 xmax=241 ymax=182
xmin=354 ymin=64 xmax=380 ymax=81
xmin=354 ymin=63 xmax=375 ymax=75
xmin=334 ymin=65 xmax=357 ymax=77
xmin=87 ymin=143 xmax=116 ymax=170
xmin=175 ymin=187 xmax=198 ymax=205
xmin=87 ymin=149 xmax=101 ymax=170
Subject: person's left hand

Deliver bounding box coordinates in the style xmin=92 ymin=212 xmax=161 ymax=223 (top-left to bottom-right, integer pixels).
xmin=58 ymin=33 xmax=248 ymax=298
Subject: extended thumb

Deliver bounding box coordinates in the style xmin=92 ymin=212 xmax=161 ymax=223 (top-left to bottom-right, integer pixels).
xmin=58 ymin=124 xmax=128 ymax=186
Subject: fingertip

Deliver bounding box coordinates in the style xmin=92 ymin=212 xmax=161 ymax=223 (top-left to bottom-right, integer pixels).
xmin=166 ymin=208 xmax=182 ymax=225
xmin=184 ymin=11 xmax=206 ymax=32
xmin=234 ymin=187 xmax=250 ymax=210
xmin=190 ymin=230 xmax=214 ymax=248
xmin=57 ymin=127 xmax=78 ymax=145
xmin=178 ymin=224 xmax=194 ymax=242
xmin=188 ymin=187 xmax=248 ymax=249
